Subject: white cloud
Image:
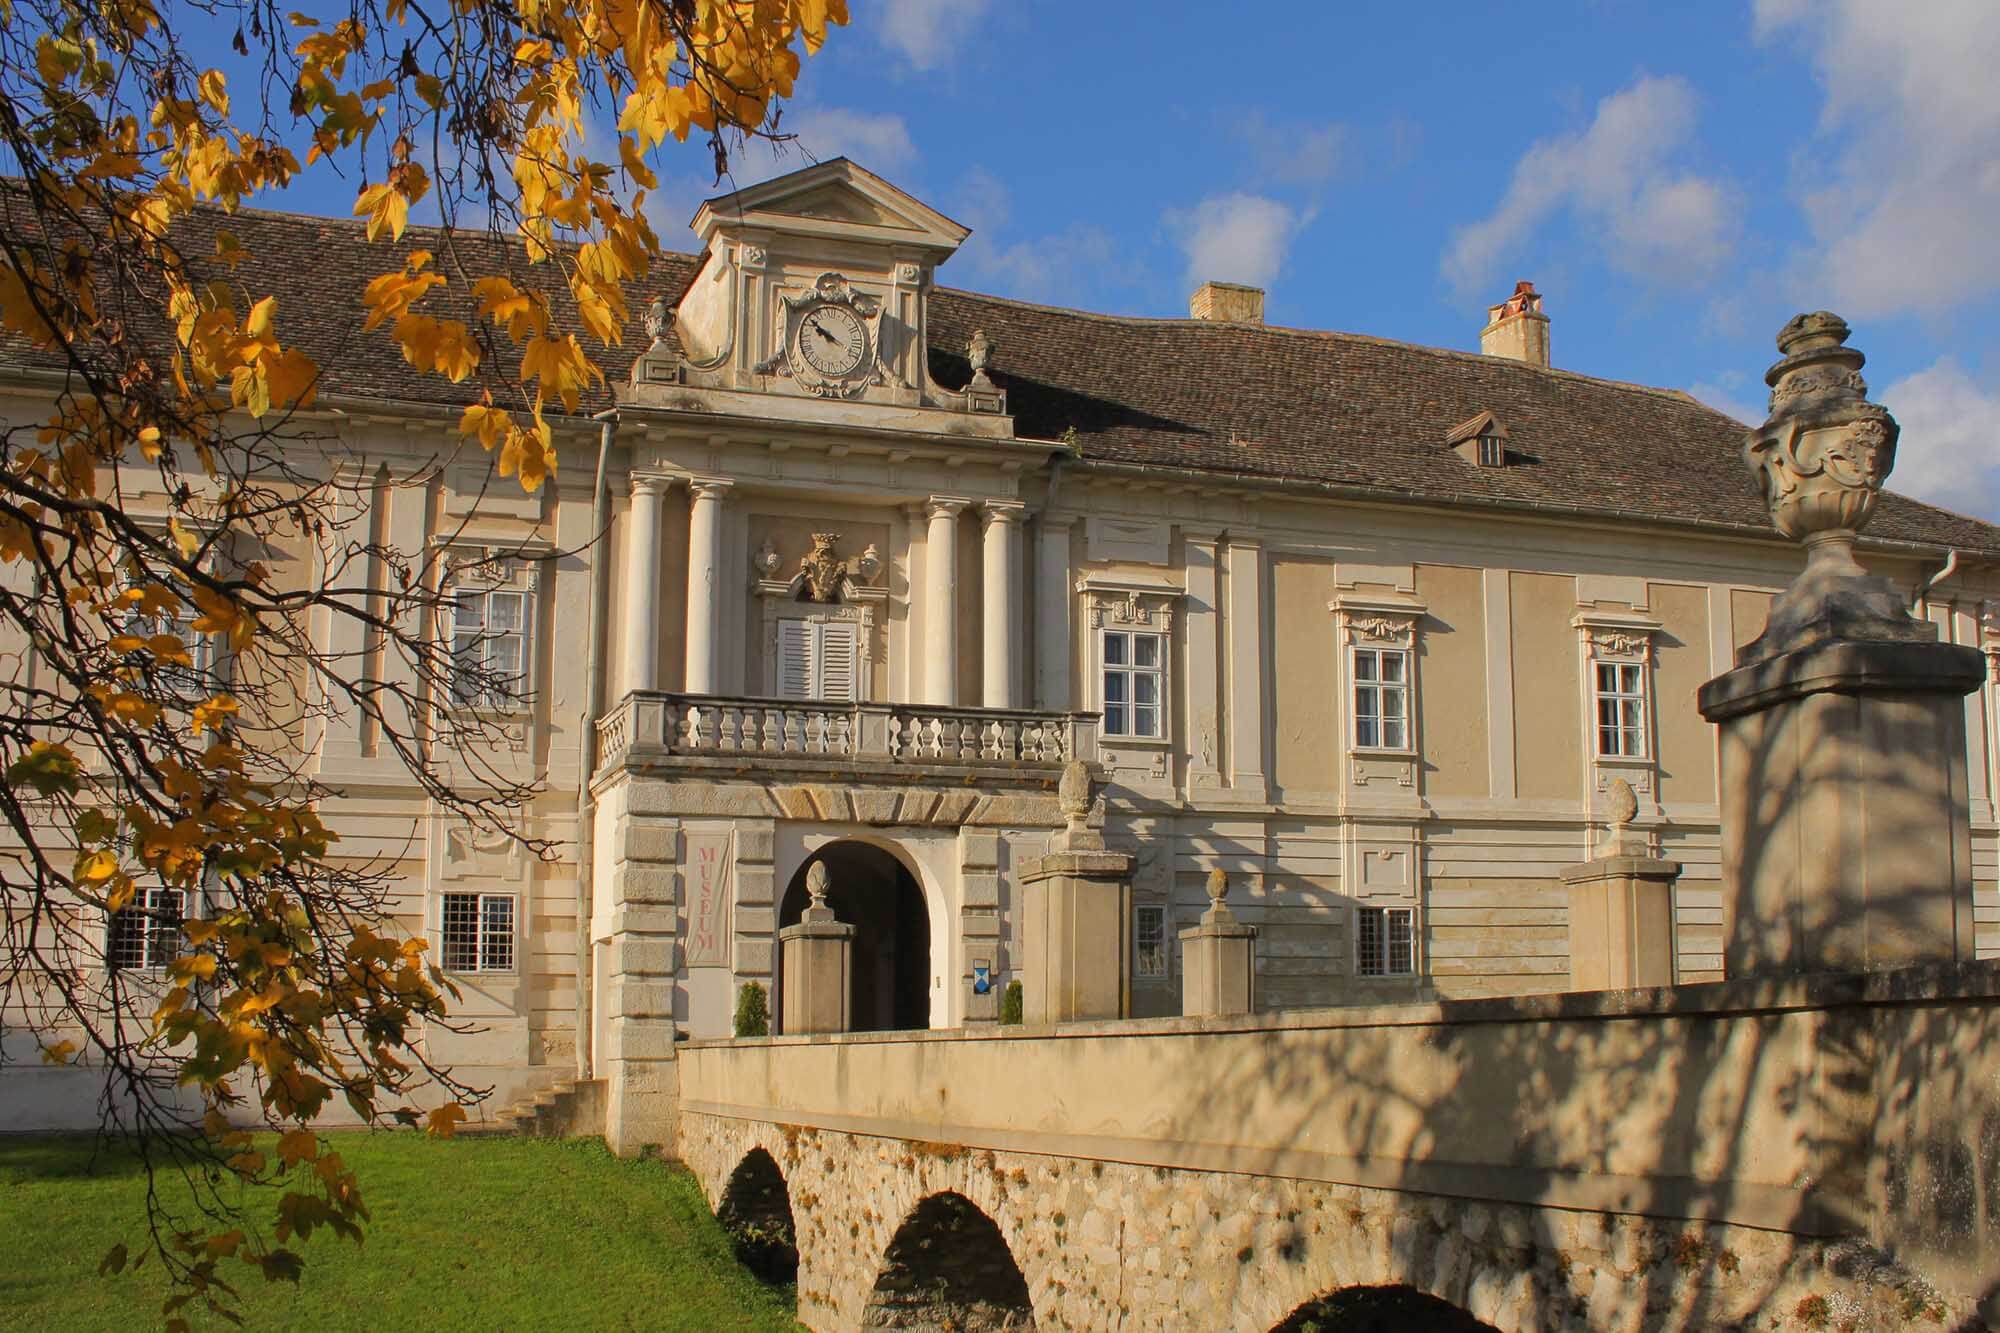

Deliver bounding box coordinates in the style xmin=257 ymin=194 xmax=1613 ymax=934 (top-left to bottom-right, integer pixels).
xmin=946 ymin=168 xmax=1137 ymax=305
xmin=1878 ymin=360 xmax=2000 ymax=522
xmin=875 ymin=0 xmax=990 ymax=70
xmin=1755 ymin=0 xmax=2000 ymax=317
xmin=1442 ymin=75 xmax=1739 ymax=297
xmin=1687 ymin=379 xmax=1765 ymax=427
xmin=710 ymin=107 xmax=918 ymax=190
xmin=1237 ymin=113 xmax=1347 ymax=188
xmin=1166 ymin=193 xmax=1301 ymax=293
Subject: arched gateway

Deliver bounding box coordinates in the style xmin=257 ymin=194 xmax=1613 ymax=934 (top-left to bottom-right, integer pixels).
xmin=777 ymin=841 xmax=929 ymax=1032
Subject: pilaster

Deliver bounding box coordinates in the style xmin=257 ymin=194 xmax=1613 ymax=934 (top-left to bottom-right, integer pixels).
xmin=1224 ymin=534 xmax=1268 ymax=800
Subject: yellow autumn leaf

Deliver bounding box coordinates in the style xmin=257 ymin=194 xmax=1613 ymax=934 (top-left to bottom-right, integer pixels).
xmin=425 ymin=1103 xmax=467 ymax=1138
xmin=41 ymin=1039 xmax=78 ymax=1065
xmin=352 ymin=180 xmax=408 ymax=242
xmin=276 ymin=1128 xmax=318 ymax=1166
xmin=75 ymin=849 xmax=119 ymax=882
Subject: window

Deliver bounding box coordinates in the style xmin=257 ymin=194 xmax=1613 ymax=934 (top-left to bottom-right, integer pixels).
xmin=449 ymin=578 xmax=530 ymax=707
xmin=1133 ymin=904 xmax=1168 ymax=979
xmin=1351 ymin=647 xmax=1410 ymax=750
xmin=774 ymin=618 xmax=859 ymax=701
xmin=1102 ymin=629 xmax=1164 ymax=738
xmin=108 ymin=887 xmax=187 ymax=971
xmin=1356 ymin=906 xmax=1415 ymax=977
xmin=1593 ymin=660 xmax=1647 ymax=758
xmin=440 ymin=892 xmax=515 ymax=973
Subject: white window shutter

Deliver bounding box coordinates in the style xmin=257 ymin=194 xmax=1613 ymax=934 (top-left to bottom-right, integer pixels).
xmin=776 ymin=620 xmax=813 ymax=699
xmin=817 ymin=621 xmax=858 ymax=701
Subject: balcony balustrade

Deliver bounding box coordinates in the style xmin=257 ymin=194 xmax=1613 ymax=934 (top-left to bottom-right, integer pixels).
xmin=594 ymin=691 xmax=1097 ymax=779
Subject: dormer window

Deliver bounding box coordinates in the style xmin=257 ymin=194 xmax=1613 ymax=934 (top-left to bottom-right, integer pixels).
xmin=1446 ymin=410 xmax=1509 ymax=468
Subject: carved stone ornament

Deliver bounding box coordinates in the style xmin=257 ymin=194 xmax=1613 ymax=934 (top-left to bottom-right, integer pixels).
xmin=854 ymin=542 xmax=882 ymax=584
xmin=798 ymin=532 xmax=845 ymax=602
xmin=754 ymin=540 xmax=783 ymax=579
xmin=806 ymin=860 xmax=830 ymax=910
xmin=1737 ymin=312 xmax=1934 ymax=665
xmin=968 ymin=329 xmax=996 ymax=390
xmin=1206 ymin=867 xmax=1229 ymax=906
xmin=643 ymin=296 xmax=671 ymax=347
xmin=1057 ymin=759 xmax=1092 ymax=830
xmin=1588 ymin=629 xmax=1651 ymax=659
xmin=1350 ymin=614 xmax=1416 ymax=646
xmin=756 ymin=271 xmax=885 ymax=399
xmin=1607 ymin=777 xmax=1639 ymax=829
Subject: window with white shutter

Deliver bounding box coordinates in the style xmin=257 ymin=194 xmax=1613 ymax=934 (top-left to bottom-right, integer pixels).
xmin=773 ymin=617 xmax=861 ymax=701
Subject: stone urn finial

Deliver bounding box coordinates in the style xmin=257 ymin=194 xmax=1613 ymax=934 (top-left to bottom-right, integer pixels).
xmin=1608 ymin=778 xmax=1638 ymax=831
xmin=806 ymin=861 xmax=830 ymax=911
xmin=1057 ymin=759 xmax=1092 ymax=832
xmin=1733 ymin=312 xmax=1934 ymax=666
xmin=1206 ymin=867 xmax=1228 ymax=907
xmin=643 ymin=296 xmax=671 ymax=348
xmin=968 ymin=329 xmax=995 ymax=390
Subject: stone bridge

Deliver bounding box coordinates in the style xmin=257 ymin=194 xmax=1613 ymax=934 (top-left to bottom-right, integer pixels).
xmin=673 ymin=963 xmax=2000 ymax=1332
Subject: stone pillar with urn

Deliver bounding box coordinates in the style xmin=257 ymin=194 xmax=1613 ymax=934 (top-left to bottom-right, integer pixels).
xmin=1560 ymin=778 xmax=1681 ymax=991
xmin=1180 ymin=868 xmax=1257 ymax=1017
xmin=1697 ymin=313 xmax=1986 ymax=976
xmin=1017 ymin=761 xmax=1133 ymax=1024
xmin=778 ymin=862 xmax=854 ymax=1035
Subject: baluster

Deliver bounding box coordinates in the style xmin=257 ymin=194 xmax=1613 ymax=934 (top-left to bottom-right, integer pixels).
xmin=809 ymin=711 xmax=828 ymax=755
xmin=834 ymin=713 xmax=852 ymax=755
xmin=956 ymin=716 xmax=976 ymax=760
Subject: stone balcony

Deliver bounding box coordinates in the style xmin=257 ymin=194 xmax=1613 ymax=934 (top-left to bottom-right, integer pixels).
xmin=594 ymin=691 xmax=1098 ymax=785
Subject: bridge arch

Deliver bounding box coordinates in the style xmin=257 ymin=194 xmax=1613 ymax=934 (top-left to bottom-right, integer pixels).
xmin=715 ymin=1147 xmax=797 ymax=1285
xmin=862 ymin=1190 xmax=1037 ymax=1330
xmin=1270 ymin=1283 xmax=1502 ymax=1332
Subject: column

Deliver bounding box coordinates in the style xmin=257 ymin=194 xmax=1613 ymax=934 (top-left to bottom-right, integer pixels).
xmin=778 ymin=864 xmax=854 ymax=1035
xmin=981 ymin=502 xmax=1026 ymax=708
xmin=1034 ymin=516 xmax=1074 ymax=711
xmin=923 ymin=498 xmax=967 ymax=705
xmin=1018 ymin=761 xmax=1133 ymax=1023
xmin=1225 ymin=535 xmax=1268 ymax=797
xmin=1184 ymin=531 xmax=1223 ymax=788
xmin=621 ymin=475 xmax=667 ymax=695
xmin=1180 ymin=870 xmax=1257 ymax=1017
xmin=684 ymin=478 xmax=732 ymax=695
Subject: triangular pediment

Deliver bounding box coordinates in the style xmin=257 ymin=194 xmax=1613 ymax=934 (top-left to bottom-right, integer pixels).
xmin=692 ymin=158 xmax=970 ymax=256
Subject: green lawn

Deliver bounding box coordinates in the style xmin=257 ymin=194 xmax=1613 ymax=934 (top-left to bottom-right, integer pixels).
xmin=0 ymin=1133 xmax=802 ymax=1331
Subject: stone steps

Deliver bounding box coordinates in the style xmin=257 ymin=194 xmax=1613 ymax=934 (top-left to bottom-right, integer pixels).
xmin=459 ymin=1077 xmax=607 ymax=1139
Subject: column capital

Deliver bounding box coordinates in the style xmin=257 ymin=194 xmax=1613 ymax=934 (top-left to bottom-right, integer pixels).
xmin=926 ymin=496 xmax=971 ymax=520
xmin=630 ymin=473 xmax=674 ymax=499
xmin=979 ymin=500 xmax=1029 ymax=529
xmin=688 ymin=477 xmax=735 ymax=502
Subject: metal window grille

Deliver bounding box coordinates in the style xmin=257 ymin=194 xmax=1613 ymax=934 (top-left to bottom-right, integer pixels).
xmin=441 ymin=892 xmax=515 ymax=973
xmin=1356 ymin=906 xmax=1416 ymax=977
xmin=1352 ymin=647 xmax=1410 ymax=750
xmin=450 ymin=585 xmax=530 ymax=706
xmin=1133 ymin=904 xmax=1168 ymax=979
xmin=108 ymin=887 xmax=187 ymax=970
xmin=1594 ymin=660 xmax=1647 ymax=757
xmin=1102 ymin=630 xmax=1164 ymax=738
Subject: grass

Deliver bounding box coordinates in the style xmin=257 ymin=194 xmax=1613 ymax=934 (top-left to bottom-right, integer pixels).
xmin=0 ymin=1132 xmax=802 ymax=1331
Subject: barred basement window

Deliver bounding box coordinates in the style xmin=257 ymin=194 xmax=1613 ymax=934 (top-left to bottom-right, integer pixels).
xmin=1133 ymin=904 xmax=1168 ymax=979
xmin=1594 ymin=660 xmax=1648 ymax=758
xmin=441 ymin=892 xmax=516 ymax=973
xmin=1356 ymin=906 xmax=1415 ymax=977
xmin=108 ymin=887 xmax=187 ymax=971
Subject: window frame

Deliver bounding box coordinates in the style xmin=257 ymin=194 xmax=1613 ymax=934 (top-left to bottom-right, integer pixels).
xmin=441 ymin=549 xmax=539 ymax=712
xmin=1349 ymin=644 xmax=1413 ymax=753
xmin=1354 ymin=904 xmax=1417 ymax=978
xmin=1591 ymin=657 xmax=1649 ymax=760
xmin=438 ymin=890 xmax=518 ymax=975
xmin=1099 ymin=626 xmax=1167 ymax=741
xmin=107 ymin=885 xmax=190 ymax=972
xmin=1132 ymin=902 xmax=1169 ymax=980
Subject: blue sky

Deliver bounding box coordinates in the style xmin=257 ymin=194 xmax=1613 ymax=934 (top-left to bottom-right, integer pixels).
xmin=648 ymin=0 xmax=1999 ymax=524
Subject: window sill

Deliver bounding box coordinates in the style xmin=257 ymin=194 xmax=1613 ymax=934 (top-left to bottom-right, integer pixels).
xmin=1101 ymin=732 xmax=1172 ymax=749
xmin=1348 ymin=746 xmax=1416 ymax=760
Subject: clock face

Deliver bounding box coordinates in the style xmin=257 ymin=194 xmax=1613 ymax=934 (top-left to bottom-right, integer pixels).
xmin=795 ymin=302 xmax=868 ymax=378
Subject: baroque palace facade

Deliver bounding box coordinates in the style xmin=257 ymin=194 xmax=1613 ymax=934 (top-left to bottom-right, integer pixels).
xmin=8 ymin=159 xmax=2000 ymax=1130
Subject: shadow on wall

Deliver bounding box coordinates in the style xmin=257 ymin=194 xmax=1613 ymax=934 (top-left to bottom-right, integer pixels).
xmin=862 ymin=1191 xmax=1036 ymax=1332
xmin=1159 ymin=690 xmax=2000 ymax=1330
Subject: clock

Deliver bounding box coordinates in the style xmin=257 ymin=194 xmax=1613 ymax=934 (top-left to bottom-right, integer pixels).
xmin=795 ymin=302 xmax=868 ymax=378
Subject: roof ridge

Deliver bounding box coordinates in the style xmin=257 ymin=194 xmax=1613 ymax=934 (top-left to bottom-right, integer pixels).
xmin=930 ymin=283 xmax=1720 ymax=409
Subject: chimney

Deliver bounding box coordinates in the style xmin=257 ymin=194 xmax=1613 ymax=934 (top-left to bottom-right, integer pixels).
xmin=1190 ymin=281 xmax=1264 ymax=325
xmin=1481 ymin=280 xmax=1550 ymax=368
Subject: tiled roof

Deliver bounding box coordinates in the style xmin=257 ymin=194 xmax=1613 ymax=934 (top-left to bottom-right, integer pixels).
xmin=3 ymin=200 xmax=1994 ymax=555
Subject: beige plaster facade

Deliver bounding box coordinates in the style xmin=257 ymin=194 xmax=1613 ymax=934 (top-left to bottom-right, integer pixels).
xmin=5 ymin=159 xmax=2000 ymax=1143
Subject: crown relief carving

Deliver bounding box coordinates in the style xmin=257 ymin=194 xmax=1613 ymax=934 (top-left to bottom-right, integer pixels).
xmin=799 ymin=532 xmax=845 ymax=602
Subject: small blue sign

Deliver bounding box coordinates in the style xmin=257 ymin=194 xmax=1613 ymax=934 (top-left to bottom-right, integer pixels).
xmin=972 ymin=963 xmax=992 ymax=995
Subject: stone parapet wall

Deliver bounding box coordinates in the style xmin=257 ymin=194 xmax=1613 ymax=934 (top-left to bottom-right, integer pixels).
xmin=679 ymin=961 xmax=2000 ymax=1320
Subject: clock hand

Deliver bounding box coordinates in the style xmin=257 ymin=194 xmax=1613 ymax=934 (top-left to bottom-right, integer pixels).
xmin=812 ymin=323 xmax=840 ymax=345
